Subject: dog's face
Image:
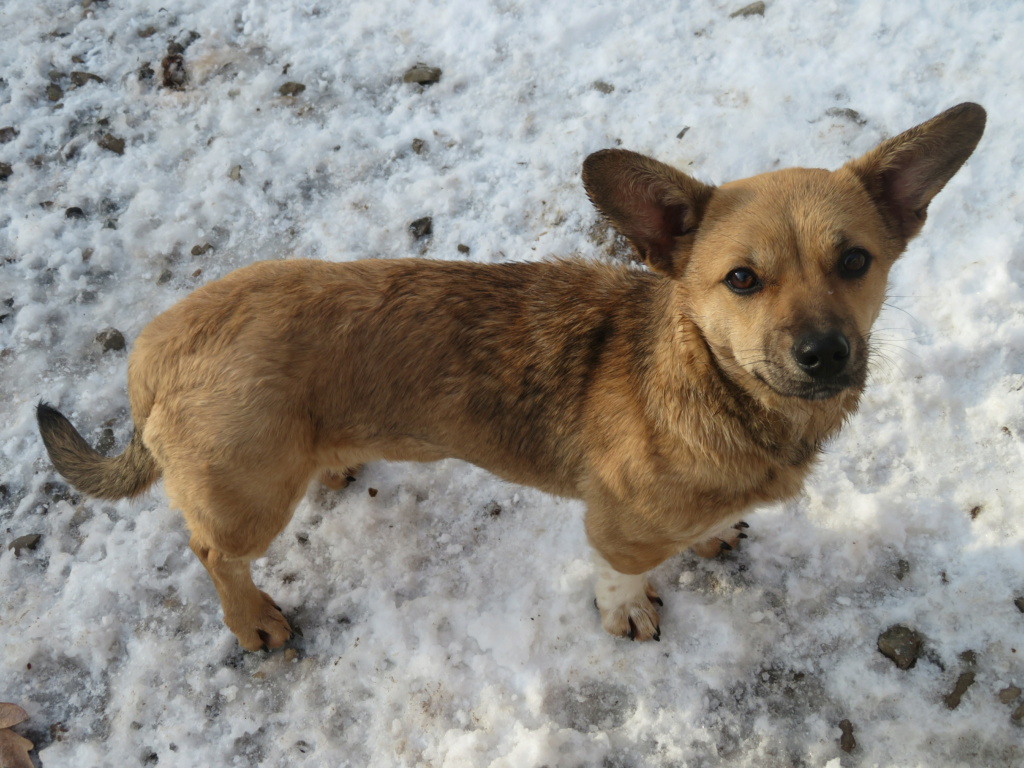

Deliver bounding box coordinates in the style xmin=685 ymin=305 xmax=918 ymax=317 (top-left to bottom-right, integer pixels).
xmin=682 ymin=167 xmax=899 ymax=401
xmin=583 ymin=103 xmax=986 ymax=403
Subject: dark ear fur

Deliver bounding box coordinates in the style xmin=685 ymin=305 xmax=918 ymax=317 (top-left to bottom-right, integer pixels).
xmin=843 ymin=102 xmax=986 ymax=242
xmin=582 ymin=149 xmax=715 ymax=277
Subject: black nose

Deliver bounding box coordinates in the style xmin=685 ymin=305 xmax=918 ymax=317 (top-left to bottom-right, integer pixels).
xmin=792 ymin=331 xmax=850 ymax=379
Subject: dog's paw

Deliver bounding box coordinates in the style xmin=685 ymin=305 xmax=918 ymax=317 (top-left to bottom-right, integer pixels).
xmin=318 ymin=466 xmax=361 ymax=490
xmin=691 ymin=521 xmax=749 ymax=559
xmin=597 ymin=587 xmax=662 ymax=642
xmin=227 ymin=591 xmax=293 ymax=652
xmin=593 ymin=559 xmax=662 ymax=641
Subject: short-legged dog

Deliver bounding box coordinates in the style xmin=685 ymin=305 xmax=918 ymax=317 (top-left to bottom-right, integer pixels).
xmin=38 ymin=103 xmax=985 ymax=649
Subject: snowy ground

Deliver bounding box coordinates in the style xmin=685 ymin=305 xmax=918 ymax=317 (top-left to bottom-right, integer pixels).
xmin=1 ymin=1 xmax=1022 ymax=766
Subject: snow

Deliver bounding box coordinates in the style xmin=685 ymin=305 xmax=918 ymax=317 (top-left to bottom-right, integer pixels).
xmin=1 ymin=0 xmax=1022 ymax=765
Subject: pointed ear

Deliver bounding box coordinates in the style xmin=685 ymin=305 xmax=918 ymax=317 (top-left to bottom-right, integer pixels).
xmin=843 ymin=102 xmax=986 ymax=242
xmin=582 ymin=149 xmax=715 ymax=277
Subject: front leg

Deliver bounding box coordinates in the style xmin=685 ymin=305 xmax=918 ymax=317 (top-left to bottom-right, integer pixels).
xmin=585 ymin=500 xmax=681 ymax=642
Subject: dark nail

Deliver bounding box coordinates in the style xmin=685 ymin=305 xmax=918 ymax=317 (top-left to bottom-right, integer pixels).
xmin=720 ymin=542 xmax=733 ymax=551
xmin=736 ymin=521 xmax=750 ymax=529
xmin=653 ymin=628 xmax=661 ymax=642
xmin=736 ymin=532 xmax=748 ymax=539
xmin=628 ymin=619 xmax=636 ymax=641
xmin=345 ymin=476 xmax=356 ymax=483
xmin=651 ymin=596 xmax=664 ymax=606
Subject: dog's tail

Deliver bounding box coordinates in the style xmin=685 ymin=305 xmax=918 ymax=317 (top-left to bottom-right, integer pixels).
xmin=36 ymin=402 xmax=160 ymax=499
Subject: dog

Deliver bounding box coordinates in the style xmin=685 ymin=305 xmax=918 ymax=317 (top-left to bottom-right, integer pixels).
xmin=37 ymin=103 xmax=985 ymax=650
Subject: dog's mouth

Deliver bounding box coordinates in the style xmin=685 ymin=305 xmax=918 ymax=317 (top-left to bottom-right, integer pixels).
xmin=752 ymin=370 xmax=858 ymax=401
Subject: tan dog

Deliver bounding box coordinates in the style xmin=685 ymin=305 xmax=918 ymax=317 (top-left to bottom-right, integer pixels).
xmin=38 ymin=103 xmax=985 ymax=650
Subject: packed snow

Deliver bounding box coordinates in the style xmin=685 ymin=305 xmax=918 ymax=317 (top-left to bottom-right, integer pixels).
xmin=1 ymin=1 xmax=1022 ymax=766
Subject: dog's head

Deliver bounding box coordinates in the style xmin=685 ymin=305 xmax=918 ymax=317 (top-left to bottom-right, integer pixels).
xmin=583 ymin=103 xmax=985 ymax=402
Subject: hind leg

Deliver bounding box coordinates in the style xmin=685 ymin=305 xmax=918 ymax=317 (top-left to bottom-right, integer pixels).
xmin=166 ymin=465 xmax=312 ymax=650
xmin=188 ymin=537 xmax=292 ymax=651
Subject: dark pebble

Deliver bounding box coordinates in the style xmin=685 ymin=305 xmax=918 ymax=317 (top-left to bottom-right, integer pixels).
xmin=1015 ymin=596 xmax=1024 ymax=613
xmin=877 ymin=624 xmax=924 ymax=670
xmin=8 ymin=533 xmax=42 ymax=555
xmin=730 ymin=1 xmax=766 ymax=17
xmin=279 ymin=82 xmax=306 ymax=97
xmin=368 ymin=488 xmax=378 ymax=498
xmin=409 ymin=216 xmax=432 ymax=239
xmin=98 ymin=133 xmax=125 ymax=155
xmin=0 ymin=126 xmax=17 ymax=143
xmin=191 ymin=243 xmax=213 ymax=256
xmin=412 ymin=138 xmax=427 ymax=154
xmin=944 ymin=671 xmax=976 ymax=710
xmin=46 ymin=83 xmax=63 ymax=102
xmin=138 ymin=64 xmax=155 ymax=81
xmin=65 ymin=206 xmax=86 ymax=219
xmin=0 ymin=162 xmax=11 ymax=181
xmin=457 ymin=244 xmax=470 ymax=254
xmin=592 ymin=80 xmax=614 ymax=94
xmin=138 ymin=26 xmax=157 ymax=38
xmin=70 ymin=71 xmax=104 ymax=87
xmin=403 ymin=63 xmax=442 ymax=85
xmin=161 ymin=53 xmax=187 ymax=89
xmin=96 ymin=327 xmax=126 ymax=351
xmin=838 ymin=719 xmax=855 ymax=753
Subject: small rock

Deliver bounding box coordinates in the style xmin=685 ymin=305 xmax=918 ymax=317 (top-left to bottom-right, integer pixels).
xmin=1013 ymin=701 xmax=1024 ymax=723
xmin=896 ymin=559 xmax=910 ymax=580
xmin=157 ymin=269 xmax=173 ymax=285
xmin=838 ymin=719 xmax=855 ymax=754
xmin=412 ymin=138 xmax=427 ymax=154
xmin=944 ymin=671 xmax=976 ymax=710
xmin=403 ymin=63 xmax=442 ymax=85
xmin=96 ymin=327 xmax=126 ymax=351
xmin=138 ymin=26 xmax=157 ymax=38
xmin=279 ymin=82 xmax=306 ymax=97
xmin=825 ymin=107 xmax=867 ymax=126
xmin=46 ymin=83 xmax=64 ymax=102
xmin=877 ymin=624 xmax=924 ymax=670
xmin=138 ymin=63 xmax=155 ymax=81
xmin=968 ymin=504 xmax=982 ymax=520
xmin=166 ymin=41 xmax=185 ymax=56
xmin=1015 ymin=596 xmax=1024 ymax=613
xmin=484 ymin=501 xmax=501 ymax=517
xmin=959 ymin=649 xmax=978 ymax=666
xmin=64 ymin=206 xmax=86 ymax=219
xmin=409 ymin=216 xmax=432 ymax=239
xmin=998 ymin=686 xmax=1022 ymax=705
xmin=592 ymin=80 xmax=614 ymax=94
xmin=98 ymin=133 xmax=125 ymax=155
xmin=730 ymin=1 xmax=766 ymax=17
xmin=70 ymin=71 xmax=104 ymax=87
xmin=228 ymin=165 xmax=242 ymax=181
xmin=368 ymin=488 xmax=378 ymax=498
xmin=8 ymin=533 xmax=42 ymax=555
xmin=161 ymin=53 xmax=187 ymax=89
xmin=457 ymin=244 xmax=470 ymax=254
xmin=676 ymin=126 xmax=690 ymax=139
xmin=0 ymin=162 xmax=11 ymax=181
xmin=0 ymin=126 xmax=17 ymax=143
xmin=191 ymin=243 xmax=213 ymax=256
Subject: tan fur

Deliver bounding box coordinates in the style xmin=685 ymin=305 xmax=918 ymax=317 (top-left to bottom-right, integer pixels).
xmin=38 ymin=104 xmax=985 ymax=649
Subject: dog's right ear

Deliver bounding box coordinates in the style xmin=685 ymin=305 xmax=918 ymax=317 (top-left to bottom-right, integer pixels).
xmin=582 ymin=149 xmax=715 ymax=278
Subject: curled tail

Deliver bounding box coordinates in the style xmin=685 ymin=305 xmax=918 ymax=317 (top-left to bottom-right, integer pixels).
xmin=36 ymin=402 xmax=160 ymax=500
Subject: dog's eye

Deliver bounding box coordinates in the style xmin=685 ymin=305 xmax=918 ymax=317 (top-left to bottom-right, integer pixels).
xmin=724 ymin=268 xmax=761 ymax=294
xmin=839 ymin=248 xmax=871 ymax=279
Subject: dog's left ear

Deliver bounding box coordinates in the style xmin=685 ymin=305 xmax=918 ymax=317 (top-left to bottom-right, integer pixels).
xmin=583 ymin=149 xmax=716 ymax=277
xmin=843 ymin=102 xmax=986 ymax=242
